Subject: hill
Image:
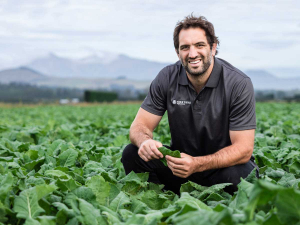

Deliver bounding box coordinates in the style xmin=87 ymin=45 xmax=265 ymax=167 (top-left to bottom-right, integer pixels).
xmin=0 ymin=67 xmax=48 ymax=84
xmin=245 ymin=70 xmax=300 ymax=90
xmin=1 ymin=60 xmax=299 ymax=91
xmin=27 ymin=53 xmax=168 ymax=80
xmin=0 ymin=66 xmax=150 ymax=90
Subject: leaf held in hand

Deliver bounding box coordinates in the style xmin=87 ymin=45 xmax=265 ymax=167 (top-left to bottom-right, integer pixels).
xmin=158 ymin=146 xmax=181 ymax=167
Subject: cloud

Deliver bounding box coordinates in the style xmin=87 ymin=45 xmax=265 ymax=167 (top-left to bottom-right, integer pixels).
xmin=0 ymin=0 xmax=299 ymax=70
xmin=250 ymin=39 xmax=300 ymax=50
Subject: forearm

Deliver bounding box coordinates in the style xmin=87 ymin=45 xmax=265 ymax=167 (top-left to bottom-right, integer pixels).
xmin=129 ymin=122 xmax=153 ymax=148
xmin=193 ymin=143 xmax=253 ymax=173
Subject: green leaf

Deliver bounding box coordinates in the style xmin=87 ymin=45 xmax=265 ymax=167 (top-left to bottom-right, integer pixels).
xmin=52 ymin=202 xmax=75 ymax=219
xmin=122 ymin=214 xmax=145 ymax=225
xmin=77 ymin=198 xmax=101 ymax=225
xmin=24 ymin=157 xmax=45 ymax=171
xmin=35 ymin=184 xmax=58 ymax=200
xmin=158 ymin=146 xmax=181 ymax=166
xmin=130 ymin=197 xmax=150 ymax=214
xmin=245 ymin=168 xmax=258 ymax=184
xmin=176 ymin=192 xmax=212 ymax=211
xmin=277 ymin=173 xmax=300 ymax=188
xmin=289 ymin=160 xmax=300 ymax=175
xmin=229 ymin=179 xmax=254 ymax=210
xmin=108 ymin=183 xmax=121 ymax=205
xmin=0 ymin=173 xmax=14 ymax=205
xmin=275 ymin=188 xmax=300 ymax=224
xmin=165 ymin=204 xmax=198 ymax=224
xmin=245 ymin=180 xmax=285 ymax=221
xmin=44 ymin=170 xmax=71 ymax=179
xmin=26 ymin=176 xmax=46 ymax=186
xmin=109 ymin=191 xmax=131 ymax=211
xmin=112 ymin=135 xmax=128 ymax=146
xmin=140 ymin=190 xmax=169 ymax=210
xmin=56 ymin=178 xmax=82 ymax=192
xmin=172 ymin=208 xmax=233 ymax=225
xmin=180 ymin=181 xmax=232 ymax=202
xmin=119 ymin=171 xmax=149 ymax=186
xmin=58 ymin=149 xmax=78 ymax=167
xmin=24 ymin=218 xmax=40 ymax=225
xmin=0 ymin=202 xmax=9 ymax=223
xmin=65 ymin=187 xmax=96 ymax=206
xmin=122 ymin=182 xmax=143 ymax=195
xmin=99 ymin=205 xmax=121 ymax=224
xmin=86 ymin=175 xmax=110 ymax=205
xmin=13 ymin=188 xmax=45 ymax=219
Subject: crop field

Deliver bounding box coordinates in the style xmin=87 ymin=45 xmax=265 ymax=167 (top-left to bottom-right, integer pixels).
xmin=0 ymin=102 xmax=300 ymax=225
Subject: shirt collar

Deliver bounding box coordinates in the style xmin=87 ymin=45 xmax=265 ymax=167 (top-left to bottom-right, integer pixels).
xmin=178 ymin=57 xmax=222 ymax=88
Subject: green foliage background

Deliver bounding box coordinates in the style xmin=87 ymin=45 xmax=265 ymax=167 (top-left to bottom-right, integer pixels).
xmin=84 ymin=90 xmax=118 ymax=103
xmin=0 ymin=103 xmax=299 ymax=224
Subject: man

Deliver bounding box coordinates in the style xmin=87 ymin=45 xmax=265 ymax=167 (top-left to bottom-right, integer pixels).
xmin=122 ymin=15 xmax=258 ymax=195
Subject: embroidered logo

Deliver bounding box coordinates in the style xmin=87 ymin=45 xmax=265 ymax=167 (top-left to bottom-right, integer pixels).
xmin=172 ymin=100 xmax=191 ymax=105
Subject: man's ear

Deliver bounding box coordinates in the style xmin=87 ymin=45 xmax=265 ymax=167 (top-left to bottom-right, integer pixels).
xmin=212 ymin=43 xmax=217 ymax=56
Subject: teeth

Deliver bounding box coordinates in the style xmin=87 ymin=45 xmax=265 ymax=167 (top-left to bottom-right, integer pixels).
xmin=189 ymin=60 xmax=200 ymax=64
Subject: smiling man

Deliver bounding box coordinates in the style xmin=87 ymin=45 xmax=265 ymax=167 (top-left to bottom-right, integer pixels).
xmin=122 ymin=15 xmax=259 ymax=195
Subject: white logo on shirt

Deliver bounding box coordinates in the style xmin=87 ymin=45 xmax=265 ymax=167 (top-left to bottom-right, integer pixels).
xmin=172 ymin=100 xmax=191 ymax=105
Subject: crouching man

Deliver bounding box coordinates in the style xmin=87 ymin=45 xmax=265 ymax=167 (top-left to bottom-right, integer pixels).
xmin=122 ymin=14 xmax=259 ymax=195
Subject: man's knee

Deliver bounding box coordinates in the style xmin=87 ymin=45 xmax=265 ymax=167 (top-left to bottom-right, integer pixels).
xmin=122 ymin=144 xmax=139 ymax=163
xmin=217 ymin=161 xmax=256 ymax=194
xmin=121 ymin=144 xmax=140 ymax=174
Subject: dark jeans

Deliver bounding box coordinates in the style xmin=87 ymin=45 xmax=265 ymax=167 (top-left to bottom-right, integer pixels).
xmin=121 ymin=144 xmax=259 ymax=195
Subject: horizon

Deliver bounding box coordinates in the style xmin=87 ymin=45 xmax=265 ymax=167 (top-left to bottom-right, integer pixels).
xmin=2 ymin=51 xmax=299 ymax=79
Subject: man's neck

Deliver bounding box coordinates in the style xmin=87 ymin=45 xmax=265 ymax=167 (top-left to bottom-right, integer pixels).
xmin=187 ymin=57 xmax=215 ymax=94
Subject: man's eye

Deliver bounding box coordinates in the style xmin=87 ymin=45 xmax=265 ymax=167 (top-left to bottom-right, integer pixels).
xmin=197 ymin=44 xmax=204 ymax=48
xmin=181 ymin=46 xmax=189 ymax=50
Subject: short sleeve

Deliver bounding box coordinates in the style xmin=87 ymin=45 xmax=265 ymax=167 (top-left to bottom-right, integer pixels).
xmin=141 ymin=68 xmax=168 ymax=116
xmin=229 ymin=78 xmax=256 ymax=130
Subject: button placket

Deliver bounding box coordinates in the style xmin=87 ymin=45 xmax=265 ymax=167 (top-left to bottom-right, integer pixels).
xmin=194 ymin=97 xmax=201 ymax=111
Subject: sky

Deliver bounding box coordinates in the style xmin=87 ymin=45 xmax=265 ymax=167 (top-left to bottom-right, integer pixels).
xmin=0 ymin=0 xmax=300 ymax=77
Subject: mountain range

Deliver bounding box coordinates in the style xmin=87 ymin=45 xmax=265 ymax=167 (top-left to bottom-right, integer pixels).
xmin=0 ymin=53 xmax=299 ymax=91
xmin=0 ymin=67 xmax=150 ymax=90
xmin=27 ymin=53 xmax=168 ymax=80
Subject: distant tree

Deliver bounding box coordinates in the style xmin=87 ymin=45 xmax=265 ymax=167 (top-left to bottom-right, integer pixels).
xmin=0 ymin=82 xmax=83 ymax=103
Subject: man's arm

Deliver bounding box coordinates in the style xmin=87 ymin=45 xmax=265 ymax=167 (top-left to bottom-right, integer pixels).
xmin=130 ymin=108 xmax=164 ymax=162
xmin=166 ymin=129 xmax=255 ymax=178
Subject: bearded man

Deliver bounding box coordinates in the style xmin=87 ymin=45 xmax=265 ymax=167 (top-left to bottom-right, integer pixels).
xmin=121 ymin=15 xmax=259 ymax=195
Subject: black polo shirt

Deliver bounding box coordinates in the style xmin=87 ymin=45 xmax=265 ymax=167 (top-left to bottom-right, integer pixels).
xmin=141 ymin=57 xmax=256 ymax=157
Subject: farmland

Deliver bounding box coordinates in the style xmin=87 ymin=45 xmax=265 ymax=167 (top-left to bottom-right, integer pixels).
xmin=0 ymin=102 xmax=299 ymax=225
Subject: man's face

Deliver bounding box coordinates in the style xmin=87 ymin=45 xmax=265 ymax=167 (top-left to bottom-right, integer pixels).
xmin=176 ymin=28 xmax=217 ymax=77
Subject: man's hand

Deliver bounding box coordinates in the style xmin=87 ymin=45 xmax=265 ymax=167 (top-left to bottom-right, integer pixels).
xmin=166 ymin=153 xmax=197 ymax=178
xmin=138 ymin=139 xmax=163 ymax=162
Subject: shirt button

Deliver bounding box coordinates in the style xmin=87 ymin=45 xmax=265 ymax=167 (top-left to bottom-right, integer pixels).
xmin=196 ymin=100 xmax=199 ymax=103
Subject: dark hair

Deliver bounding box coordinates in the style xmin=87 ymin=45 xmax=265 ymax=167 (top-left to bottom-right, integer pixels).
xmin=173 ymin=14 xmax=220 ymax=55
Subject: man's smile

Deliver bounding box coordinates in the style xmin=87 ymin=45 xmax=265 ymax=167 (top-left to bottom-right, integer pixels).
xmin=188 ymin=59 xmax=202 ymax=67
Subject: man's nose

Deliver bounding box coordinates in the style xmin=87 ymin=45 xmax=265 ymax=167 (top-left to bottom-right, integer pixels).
xmin=188 ymin=46 xmax=198 ymax=58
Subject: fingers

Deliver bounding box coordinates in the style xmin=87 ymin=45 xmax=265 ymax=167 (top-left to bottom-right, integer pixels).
xmin=138 ymin=139 xmax=163 ymax=162
xmin=167 ymin=160 xmax=186 ymax=171
xmin=167 ymin=161 xmax=188 ymax=178
xmin=172 ymin=171 xmax=187 ymax=178
xmin=138 ymin=146 xmax=149 ymax=161
xmin=166 ymin=153 xmax=195 ymax=178
xmin=165 ymin=155 xmax=184 ymax=165
xmin=180 ymin=153 xmax=189 ymax=157
xmin=152 ymin=141 xmax=163 ymax=158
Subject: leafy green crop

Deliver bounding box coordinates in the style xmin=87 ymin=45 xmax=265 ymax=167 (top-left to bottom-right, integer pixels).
xmin=158 ymin=146 xmax=181 ymax=166
xmin=0 ymin=103 xmax=299 ymax=224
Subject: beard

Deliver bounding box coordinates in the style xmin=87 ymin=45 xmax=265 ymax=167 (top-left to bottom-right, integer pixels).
xmin=180 ymin=52 xmax=213 ymax=77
